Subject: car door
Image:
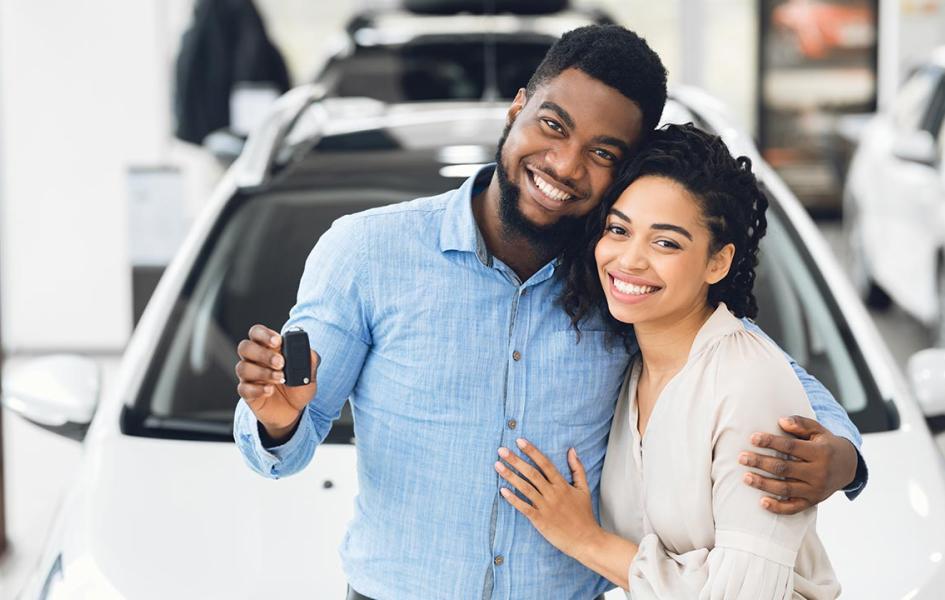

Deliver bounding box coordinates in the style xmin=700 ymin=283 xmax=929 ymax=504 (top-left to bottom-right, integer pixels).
xmin=872 ymin=65 xmax=945 ymax=321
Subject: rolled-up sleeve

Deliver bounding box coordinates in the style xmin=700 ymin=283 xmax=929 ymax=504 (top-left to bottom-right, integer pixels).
xmin=233 ymin=214 xmax=372 ymax=478
xmin=627 ymin=346 xmax=840 ymax=599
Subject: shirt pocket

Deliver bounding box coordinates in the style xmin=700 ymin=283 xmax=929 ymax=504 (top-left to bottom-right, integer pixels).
xmin=543 ymin=329 xmax=628 ymax=427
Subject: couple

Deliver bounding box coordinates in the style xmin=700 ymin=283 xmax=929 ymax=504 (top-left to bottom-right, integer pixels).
xmin=233 ymin=25 xmax=862 ymax=599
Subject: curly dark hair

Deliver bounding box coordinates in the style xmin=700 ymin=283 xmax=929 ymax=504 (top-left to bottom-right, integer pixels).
xmin=526 ymin=25 xmax=667 ymax=133
xmin=558 ymin=123 xmax=769 ymax=347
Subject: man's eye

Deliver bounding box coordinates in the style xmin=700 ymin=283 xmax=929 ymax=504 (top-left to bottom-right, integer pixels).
xmin=542 ymin=118 xmax=563 ymax=133
xmin=594 ymin=149 xmax=617 ymax=162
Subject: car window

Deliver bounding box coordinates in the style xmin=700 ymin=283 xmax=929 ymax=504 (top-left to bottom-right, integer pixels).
xmin=892 ymin=66 xmax=944 ymax=132
xmin=320 ymin=36 xmax=554 ymax=102
xmin=753 ymin=201 xmax=890 ymax=433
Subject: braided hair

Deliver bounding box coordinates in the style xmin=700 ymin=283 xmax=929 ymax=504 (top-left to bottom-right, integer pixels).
xmin=558 ymin=123 xmax=769 ymax=347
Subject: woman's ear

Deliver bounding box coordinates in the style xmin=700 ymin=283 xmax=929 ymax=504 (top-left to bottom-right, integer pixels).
xmin=706 ymin=243 xmax=735 ymax=285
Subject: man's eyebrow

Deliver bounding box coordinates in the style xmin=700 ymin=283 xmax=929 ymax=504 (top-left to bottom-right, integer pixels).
xmin=607 ymin=210 xmax=694 ymax=241
xmin=540 ymin=102 xmax=631 ymax=152
xmin=539 ymin=101 xmax=575 ymax=129
xmin=591 ymin=135 xmax=631 ymax=154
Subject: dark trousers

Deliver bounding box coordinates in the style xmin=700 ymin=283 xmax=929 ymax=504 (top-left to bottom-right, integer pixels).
xmin=346 ymin=587 xmax=605 ymax=600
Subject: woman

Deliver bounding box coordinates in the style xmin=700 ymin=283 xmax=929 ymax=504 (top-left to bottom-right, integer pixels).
xmin=493 ymin=124 xmax=840 ymax=598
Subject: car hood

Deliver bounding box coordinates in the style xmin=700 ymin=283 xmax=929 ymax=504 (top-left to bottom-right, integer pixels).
xmin=817 ymin=426 xmax=945 ymax=599
xmin=51 ymin=433 xmax=357 ymax=600
xmin=44 ymin=423 xmax=945 ymax=599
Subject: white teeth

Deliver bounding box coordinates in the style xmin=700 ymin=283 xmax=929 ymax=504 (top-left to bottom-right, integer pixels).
xmin=613 ymin=278 xmax=659 ymax=296
xmin=532 ymin=172 xmax=573 ymax=202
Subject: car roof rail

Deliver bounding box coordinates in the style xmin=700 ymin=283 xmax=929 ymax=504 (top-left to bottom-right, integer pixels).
xmin=233 ymin=83 xmax=328 ymax=190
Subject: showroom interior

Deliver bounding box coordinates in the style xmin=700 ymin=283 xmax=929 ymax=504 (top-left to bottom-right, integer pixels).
xmin=3 ymin=0 xmax=945 ymax=598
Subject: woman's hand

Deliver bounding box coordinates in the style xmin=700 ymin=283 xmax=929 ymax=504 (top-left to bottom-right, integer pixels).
xmin=495 ymin=438 xmax=602 ymax=557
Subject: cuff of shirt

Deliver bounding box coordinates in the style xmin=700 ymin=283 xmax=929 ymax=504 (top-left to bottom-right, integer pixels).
xmin=235 ymin=399 xmax=314 ymax=478
xmin=842 ymin=445 xmax=869 ymax=500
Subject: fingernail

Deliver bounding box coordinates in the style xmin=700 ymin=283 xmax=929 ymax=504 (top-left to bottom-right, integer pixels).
xmin=751 ymin=434 xmax=762 ymax=445
xmin=279 ymin=377 xmax=286 ymax=384
xmin=761 ymin=498 xmax=771 ymax=509
xmin=498 ymin=447 xmax=509 ymax=458
xmin=516 ymin=438 xmax=527 ymax=448
xmin=743 ymin=473 xmax=753 ymax=485
xmin=738 ymin=453 xmax=749 ymax=465
xmin=500 ymin=488 xmax=510 ymax=497
xmin=494 ymin=461 xmax=504 ymax=472
xmin=270 ymin=336 xmax=280 ymax=346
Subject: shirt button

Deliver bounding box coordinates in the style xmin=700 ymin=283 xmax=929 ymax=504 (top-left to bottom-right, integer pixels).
xmin=494 ymin=555 xmax=504 ymax=566
xmin=512 ymin=351 xmax=522 ymax=361
xmin=507 ymin=419 xmax=517 ymax=430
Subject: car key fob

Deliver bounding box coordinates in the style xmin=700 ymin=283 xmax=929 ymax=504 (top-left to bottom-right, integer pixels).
xmin=281 ymin=328 xmax=312 ymax=387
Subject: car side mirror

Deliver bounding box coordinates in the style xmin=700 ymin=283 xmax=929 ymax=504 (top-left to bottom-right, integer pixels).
xmin=892 ymin=130 xmax=938 ymax=166
xmin=1 ymin=354 xmax=100 ymax=441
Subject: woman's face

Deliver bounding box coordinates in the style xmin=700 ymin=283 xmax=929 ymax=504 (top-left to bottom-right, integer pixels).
xmin=595 ymin=175 xmax=734 ymax=326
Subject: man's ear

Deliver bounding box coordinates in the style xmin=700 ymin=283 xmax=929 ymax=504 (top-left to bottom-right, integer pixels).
xmin=706 ymin=243 xmax=735 ymax=285
xmin=507 ymin=88 xmax=527 ymax=126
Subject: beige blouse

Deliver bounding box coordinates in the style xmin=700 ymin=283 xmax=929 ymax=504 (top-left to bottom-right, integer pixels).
xmin=599 ymin=304 xmax=840 ymax=599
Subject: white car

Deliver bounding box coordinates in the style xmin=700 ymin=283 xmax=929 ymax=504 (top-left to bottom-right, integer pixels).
xmin=8 ymin=85 xmax=945 ymax=599
xmin=844 ymin=46 xmax=945 ymax=346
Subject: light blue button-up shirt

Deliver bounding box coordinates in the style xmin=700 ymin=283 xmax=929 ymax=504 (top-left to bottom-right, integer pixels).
xmin=234 ymin=165 xmax=864 ymax=600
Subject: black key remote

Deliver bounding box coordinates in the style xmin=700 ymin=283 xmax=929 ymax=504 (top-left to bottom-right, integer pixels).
xmin=281 ymin=328 xmax=312 ymax=387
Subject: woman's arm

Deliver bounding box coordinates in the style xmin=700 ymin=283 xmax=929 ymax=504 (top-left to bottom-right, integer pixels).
xmin=495 ymin=442 xmax=638 ymax=590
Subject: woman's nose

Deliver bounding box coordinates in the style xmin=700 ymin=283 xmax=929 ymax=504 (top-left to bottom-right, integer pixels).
xmin=617 ymin=240 xmax=648 ymax=271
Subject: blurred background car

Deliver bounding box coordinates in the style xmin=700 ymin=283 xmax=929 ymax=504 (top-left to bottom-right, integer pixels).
xmin=315 ymin=4 xmax=613 ymax=103
xmin=843 ymin=45 xmax=945 ymax=346
xmin=7 ymin=84 xmax=945 ymax=600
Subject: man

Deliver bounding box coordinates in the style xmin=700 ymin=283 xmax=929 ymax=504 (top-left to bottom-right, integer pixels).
xmin=233 ymin=25 xmax=866 ymax=599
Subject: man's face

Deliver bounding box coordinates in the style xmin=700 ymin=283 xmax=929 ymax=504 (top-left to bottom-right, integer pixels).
xmin=495 ymin=68 xmax=645 ymax=249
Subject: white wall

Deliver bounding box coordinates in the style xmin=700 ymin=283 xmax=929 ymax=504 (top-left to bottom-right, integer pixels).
xmin=0 ymin=1 xmax=183 ymax=352
xmin=0 ymin=0 xmax=358 ymax=354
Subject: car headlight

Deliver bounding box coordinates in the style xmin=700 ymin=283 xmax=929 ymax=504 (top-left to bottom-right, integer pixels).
xmin=37 ymin=555 xmax=64 ymax=600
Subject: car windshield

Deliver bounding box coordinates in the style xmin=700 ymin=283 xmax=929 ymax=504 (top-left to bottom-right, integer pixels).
xmin=319 ymin=35 xmax=555 ymax=102
xmin=125 ymin=135 xmax=893 ymax=443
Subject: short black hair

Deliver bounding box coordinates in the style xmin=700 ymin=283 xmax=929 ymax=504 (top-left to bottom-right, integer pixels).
xmin=526 ymin=25 xmax=668 ymax=133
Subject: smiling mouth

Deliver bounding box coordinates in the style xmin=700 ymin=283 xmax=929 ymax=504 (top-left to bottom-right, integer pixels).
xmin=610 ymin=275 xmax=662 ymax=297
xmin=527 ymin=168 xmax=576 ymax=205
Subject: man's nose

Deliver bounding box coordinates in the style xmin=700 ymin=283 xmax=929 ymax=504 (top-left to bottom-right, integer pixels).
xmin=545 ymin=141 xmax=585 ymax=185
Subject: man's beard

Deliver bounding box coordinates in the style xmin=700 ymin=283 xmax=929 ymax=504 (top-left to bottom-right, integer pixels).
xmin=494 ymin=125 xmax=584 ymax=256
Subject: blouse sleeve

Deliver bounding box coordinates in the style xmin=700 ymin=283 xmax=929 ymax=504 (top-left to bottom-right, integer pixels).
xmin=627 ymin=332 xmax=833 ymax=599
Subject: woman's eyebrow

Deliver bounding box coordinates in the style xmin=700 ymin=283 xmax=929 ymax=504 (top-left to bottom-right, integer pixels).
xmin=607 ymin=209 xmax=694 ymax=241
xmin=651 ymin=223 xmax=693 ymax=241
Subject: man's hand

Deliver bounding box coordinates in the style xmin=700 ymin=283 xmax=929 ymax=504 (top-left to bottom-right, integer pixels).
xmin=235 ymin=324 xmax=319 ymax=444
xmin=739 ymin=415 xmax=858 ymax=515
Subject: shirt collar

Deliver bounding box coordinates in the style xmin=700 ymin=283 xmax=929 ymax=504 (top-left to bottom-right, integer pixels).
xmin=439 ymin=163 xmax=496 ymax=266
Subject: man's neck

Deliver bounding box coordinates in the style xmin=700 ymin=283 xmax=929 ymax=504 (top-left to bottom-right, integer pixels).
xmin=471 ymin=176 xmax=557 ymax=282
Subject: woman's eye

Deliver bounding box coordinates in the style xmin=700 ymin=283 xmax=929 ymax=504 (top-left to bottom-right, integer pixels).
xmin=656 ymin=239 xmax=681 ymax=250
xmin=605 ymin=224 xmax=627 ymax=236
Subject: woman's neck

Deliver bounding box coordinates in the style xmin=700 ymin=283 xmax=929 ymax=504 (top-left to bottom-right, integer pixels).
xmin=634 ymin=302 xmax=716 ymax=381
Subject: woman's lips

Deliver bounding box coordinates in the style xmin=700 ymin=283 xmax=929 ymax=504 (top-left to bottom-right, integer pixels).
xmin=608 ymin=274 xmax=662 ymax=304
